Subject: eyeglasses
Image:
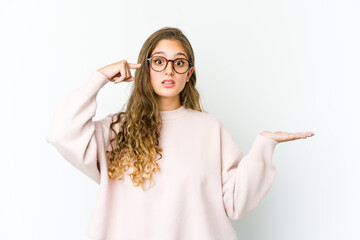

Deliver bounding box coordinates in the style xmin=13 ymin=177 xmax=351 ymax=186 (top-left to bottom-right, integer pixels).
xmin=147 ymin=56 xmax=192 ymax=74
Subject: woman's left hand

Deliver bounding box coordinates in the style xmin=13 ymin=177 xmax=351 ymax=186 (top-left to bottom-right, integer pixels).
xmin=260 ymin=131 xmax=315 ymax=143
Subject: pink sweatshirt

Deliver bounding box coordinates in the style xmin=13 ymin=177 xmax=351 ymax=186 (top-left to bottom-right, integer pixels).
xmin=46 ymin=70 xmax=279 ymax=240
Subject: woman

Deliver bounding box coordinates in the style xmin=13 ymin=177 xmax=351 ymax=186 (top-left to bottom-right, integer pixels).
xmin=46 ymin=27 xmax=314 ymax=240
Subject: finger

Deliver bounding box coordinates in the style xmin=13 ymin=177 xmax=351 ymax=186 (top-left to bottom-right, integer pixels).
xmin=293 ymin=132 xmax=314 ymax=139
xmin=125 ymin=64 xmax=132 ymax=80
xmin=287 ymin=133 xmax=297 ymax=140
xmin=114 ymin=77 xmax=123 ymax=83
xmin=109 ymin=72 xmax=120 ymax=81
xmin=128 ymin=63 xmax=141 ymax=69
xmin=116 ymin=76 xmax=135 ymax=83
xmin=304 ymin=132 xmax=315 ymax=137
xmin=124 ymin=77 xmax=135 ymax=82
xmin=297 ymin=132 xmax=314 ymax=137
xmin=117 ymin=70 xmax=127 ymax=82
xmin=277 ymin=131 xmax=315 ymax=142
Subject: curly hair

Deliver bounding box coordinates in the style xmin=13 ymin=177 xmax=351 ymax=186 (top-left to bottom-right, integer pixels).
xmin=106 ymin=27 xmax=205 ymax=191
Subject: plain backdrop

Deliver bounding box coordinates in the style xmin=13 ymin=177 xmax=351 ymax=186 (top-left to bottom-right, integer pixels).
xmin=0 ymin=0 xmax=359 ymax=239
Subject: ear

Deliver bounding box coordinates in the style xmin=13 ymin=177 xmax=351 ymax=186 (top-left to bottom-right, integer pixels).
xmin=186 ymin=67 xmax=194 ymax=82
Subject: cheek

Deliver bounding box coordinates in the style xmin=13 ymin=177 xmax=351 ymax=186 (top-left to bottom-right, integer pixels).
xmin=179 ymin=75 xmax=188 ymax=85
xmin=149 ymin=71 xmax=158 ymax=86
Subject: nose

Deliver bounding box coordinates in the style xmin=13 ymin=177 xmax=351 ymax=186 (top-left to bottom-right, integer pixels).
xmin=164 ymin=61 xmax=175 ymax=75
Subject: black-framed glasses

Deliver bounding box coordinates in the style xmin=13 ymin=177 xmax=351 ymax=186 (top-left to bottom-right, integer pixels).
xmin=147 ymin=56 xmax=192 ymax=74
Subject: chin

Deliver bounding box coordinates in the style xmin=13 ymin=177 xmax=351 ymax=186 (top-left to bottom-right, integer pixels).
xmin=156 ymin=90 xmax=180 ymax=97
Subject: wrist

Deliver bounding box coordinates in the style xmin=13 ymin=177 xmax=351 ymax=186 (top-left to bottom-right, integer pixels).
xmin=97 ymin=69 xmax=111 ymax=81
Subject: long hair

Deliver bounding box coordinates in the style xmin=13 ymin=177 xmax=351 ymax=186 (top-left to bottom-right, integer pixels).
xmin=106 ymin=27 xmax=205 ymax=191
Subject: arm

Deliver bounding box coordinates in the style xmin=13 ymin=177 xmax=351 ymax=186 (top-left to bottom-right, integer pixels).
xmin=221 ymin=124 xmax=278 ymax=220
xmin=46 ymin=71 xmax=112 ymax=184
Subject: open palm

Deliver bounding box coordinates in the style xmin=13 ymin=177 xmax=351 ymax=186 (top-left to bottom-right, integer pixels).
xmin=260 ymin=131 xmax=315 ymax=143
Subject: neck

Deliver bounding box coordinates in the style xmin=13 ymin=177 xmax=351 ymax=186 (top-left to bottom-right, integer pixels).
xmin=157 ymin=96 xmax=181 ymax=111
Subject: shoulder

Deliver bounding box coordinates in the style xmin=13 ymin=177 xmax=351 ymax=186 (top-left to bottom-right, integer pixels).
xmin=185 ymin=108 xmax=222 ymax=128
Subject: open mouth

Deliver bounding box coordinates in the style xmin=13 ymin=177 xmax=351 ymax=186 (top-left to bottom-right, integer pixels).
xmin=161 ymin=79 xmax=175 ymax=87
xmin=162 ymin=79 xmax=175 ymax=84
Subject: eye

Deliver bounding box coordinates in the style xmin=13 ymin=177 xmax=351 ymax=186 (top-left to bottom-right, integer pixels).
xmin=175 ymin=60 xmax=185 ymax=66
xmin=154 ymin=59 xmax=163 ymax=65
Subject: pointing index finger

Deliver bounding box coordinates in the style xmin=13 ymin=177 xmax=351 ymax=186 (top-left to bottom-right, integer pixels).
xmin=128 ymin=63 xmax=141 ymax=69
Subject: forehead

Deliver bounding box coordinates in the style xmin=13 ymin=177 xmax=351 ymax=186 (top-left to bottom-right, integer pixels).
xmin=151 ymin=39 xmax=187 ymax=58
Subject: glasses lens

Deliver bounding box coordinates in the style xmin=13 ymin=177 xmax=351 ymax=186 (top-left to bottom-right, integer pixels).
xmin=150 ymin=56 xmax=190 ymax=73
xmin=173 ymin=58 xmax=189 ymax=74
xmin=151 ymin=56 xmax=167 ymax=71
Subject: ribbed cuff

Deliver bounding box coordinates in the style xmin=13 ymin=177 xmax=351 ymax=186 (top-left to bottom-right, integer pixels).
xmin=247 ymin=134 xmax=278 ymax=164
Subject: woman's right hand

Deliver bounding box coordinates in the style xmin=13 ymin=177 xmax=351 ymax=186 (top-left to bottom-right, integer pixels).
xmin=97 ymin=60 xmax=141 ymax=84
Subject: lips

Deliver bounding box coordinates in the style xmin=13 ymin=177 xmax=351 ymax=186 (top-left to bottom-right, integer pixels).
xmin=161 ymin=79 xmax=175 ymax=84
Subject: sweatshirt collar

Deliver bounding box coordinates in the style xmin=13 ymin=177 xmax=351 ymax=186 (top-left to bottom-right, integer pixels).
xmin=160 ymin=105 xmax=189 ymax=121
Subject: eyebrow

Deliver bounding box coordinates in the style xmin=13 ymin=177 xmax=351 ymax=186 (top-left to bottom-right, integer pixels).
xmin=151 ymin=51 xmax=187 ymax=58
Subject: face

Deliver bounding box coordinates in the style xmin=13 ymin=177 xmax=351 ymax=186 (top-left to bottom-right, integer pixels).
xmin=149 ymin=39 xmax=194 ymax=108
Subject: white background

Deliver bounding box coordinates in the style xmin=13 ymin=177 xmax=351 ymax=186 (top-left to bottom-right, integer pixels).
xmin=0 ymin=0 xmax=359 ymax=239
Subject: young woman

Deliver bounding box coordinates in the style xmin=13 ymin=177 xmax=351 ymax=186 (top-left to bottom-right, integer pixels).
xmin=46 ymin=27 xmax=314 ymax=240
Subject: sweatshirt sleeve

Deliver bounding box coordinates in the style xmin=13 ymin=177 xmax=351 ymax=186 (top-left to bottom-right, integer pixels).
xmin=220 ymin=123 xmax=278 ymax=220
xmin=46 ymin=70 xmax=112 ymax=184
